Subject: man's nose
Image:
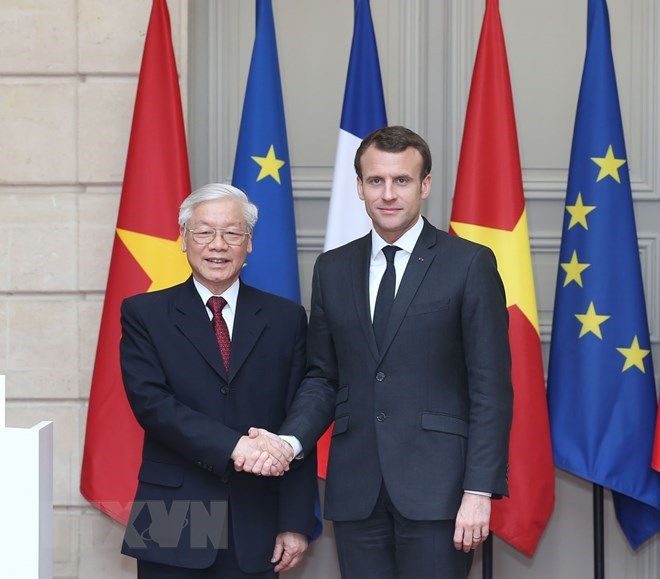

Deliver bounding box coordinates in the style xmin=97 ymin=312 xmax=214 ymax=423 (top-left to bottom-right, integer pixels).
xmin=382 ymin=181 xmax=396 ymax=200
xmin=209 ymin=231 xmax=229 ymax=249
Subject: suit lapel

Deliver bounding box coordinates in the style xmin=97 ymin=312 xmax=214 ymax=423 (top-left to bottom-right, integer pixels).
xmin=379 ymin=221 xmax=437 ymax=357
xmin=351 ymin=233 xmax=380 ymax=361
xmin=173 ymin=277 xmax=227 ymax=379
xmin=229 ymin=283 xmax=267 ymax=381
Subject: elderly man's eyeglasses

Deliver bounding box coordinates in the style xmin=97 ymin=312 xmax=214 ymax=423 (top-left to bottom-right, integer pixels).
xmin=185 ymin=227 xmax=250 ymax=246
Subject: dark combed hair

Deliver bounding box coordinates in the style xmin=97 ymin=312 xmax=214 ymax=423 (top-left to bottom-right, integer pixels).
xmin=354 ymin=125 xmax=432 ymax=181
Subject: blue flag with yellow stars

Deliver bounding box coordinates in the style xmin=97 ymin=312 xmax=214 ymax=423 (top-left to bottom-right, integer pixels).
xmin=232 ymin=0 xmax=300 ymax=302
xmin=232 ymin=0 xmax=322 ymax=539
xmin=547 ymin=0 xmax=660 ymax=549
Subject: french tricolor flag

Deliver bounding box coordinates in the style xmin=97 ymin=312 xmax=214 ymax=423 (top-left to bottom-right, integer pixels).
xmin=324 ymin=0 xmax=387 ymax=252
xmin=317 ymin=0 xmax=387 ymax=478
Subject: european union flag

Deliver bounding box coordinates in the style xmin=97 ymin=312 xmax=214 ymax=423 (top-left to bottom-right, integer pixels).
xmin=232 ymin=0 xmax=300 ymax=302
xmin=547 ymin=0 xmax=660 ymax=549
xmin=232 ymin=0 xmax=322 ymax=539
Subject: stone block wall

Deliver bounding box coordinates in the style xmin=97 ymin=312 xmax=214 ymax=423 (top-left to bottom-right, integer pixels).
xmin=0 ymin=1 xmax=187 ymax=576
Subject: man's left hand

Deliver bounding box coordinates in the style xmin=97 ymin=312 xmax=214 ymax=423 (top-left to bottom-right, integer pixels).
xmin=453 ymin=493 xmax=491 ymax=552
xmin=271 ymin=531 xmax=308 ymax=573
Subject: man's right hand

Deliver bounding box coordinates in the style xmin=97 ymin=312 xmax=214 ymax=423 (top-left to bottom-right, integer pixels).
xmin=231 ymin=428 xmax=294 ymax=476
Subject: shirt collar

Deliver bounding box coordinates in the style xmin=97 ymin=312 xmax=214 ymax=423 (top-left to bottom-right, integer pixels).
xmin=193 ymin=277 xmax=240 ymax=312
xmin=370 ymin=215 xmax=424 ymax=259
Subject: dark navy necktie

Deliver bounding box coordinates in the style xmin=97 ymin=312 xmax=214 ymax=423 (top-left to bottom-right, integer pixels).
xmin=207 ymin=296 xmax=231 ymax=373
xmin=372 ymin=245 xmax=400 ymax=351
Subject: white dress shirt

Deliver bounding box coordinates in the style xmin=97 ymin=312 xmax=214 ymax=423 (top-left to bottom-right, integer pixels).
xmin=368 ymin=216 xmax=424 ymax=320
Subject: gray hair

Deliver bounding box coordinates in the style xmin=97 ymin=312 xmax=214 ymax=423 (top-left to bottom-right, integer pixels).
xmin=178 ymin=183 xmax=258 ymax=232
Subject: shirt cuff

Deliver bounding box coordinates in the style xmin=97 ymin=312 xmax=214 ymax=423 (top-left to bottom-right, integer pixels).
xmin=279 ymin=435 xmax=304 ymax=459
xmin=465 ymin=490 xmax=492 ymax=497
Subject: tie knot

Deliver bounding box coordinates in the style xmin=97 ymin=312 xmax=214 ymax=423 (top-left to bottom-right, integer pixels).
xmin=382 ymin=245 xmax=400 ymax=263
xmin=207 ymin=296 xmax=227 ymax=316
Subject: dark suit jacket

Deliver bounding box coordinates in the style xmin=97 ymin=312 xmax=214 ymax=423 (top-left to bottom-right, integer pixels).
xmin=280 ymin=219 xmax=513 ymax=522
xmin=119 ymin=277 xmax=317 ymax=572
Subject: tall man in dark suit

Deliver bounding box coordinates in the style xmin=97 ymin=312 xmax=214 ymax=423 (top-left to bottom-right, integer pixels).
xmin=244 ymin=126 xmax=513 ymax=578
xmin=119 ymin=184 xmax=318 ymax=578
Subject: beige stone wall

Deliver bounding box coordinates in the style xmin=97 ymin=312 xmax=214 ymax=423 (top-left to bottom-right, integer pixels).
xmin=0 ymin=1 xmax=187 ymax=577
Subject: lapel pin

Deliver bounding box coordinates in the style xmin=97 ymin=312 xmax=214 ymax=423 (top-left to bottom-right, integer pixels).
xmin=417 ymin=256 xmax=424 ymax=262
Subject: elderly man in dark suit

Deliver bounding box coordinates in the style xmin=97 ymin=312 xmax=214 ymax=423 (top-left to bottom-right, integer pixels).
xmin=243 ymin=126 xmax=513 ymax=579
xmin=119 ymin=183 xmax=317 ymax=578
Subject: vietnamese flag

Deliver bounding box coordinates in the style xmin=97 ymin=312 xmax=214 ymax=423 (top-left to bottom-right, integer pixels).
xmin=449 ymin=0 xmax=554 ymax=556
xmin=80 ymin=0 xmax=191 ymax=524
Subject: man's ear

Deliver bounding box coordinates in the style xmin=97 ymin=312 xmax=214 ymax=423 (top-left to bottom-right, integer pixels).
xmin=421 ymin=174 xmax=432 ymax=200
xmin=357 ymin=177 xmax=365 ymax=200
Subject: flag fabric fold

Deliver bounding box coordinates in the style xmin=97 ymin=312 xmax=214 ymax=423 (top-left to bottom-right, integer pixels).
xmin=547 ymin=0 xmax=660 ymax=549
xmin=80 ymin=0 xmax=191 ymax=523
xmin=232 ymin=0 xmax=300 ymax=303
xmin=317 ymin=0 xmax=387 ymax=479
xmin=449 ymin=0 xmax=554 ymax=556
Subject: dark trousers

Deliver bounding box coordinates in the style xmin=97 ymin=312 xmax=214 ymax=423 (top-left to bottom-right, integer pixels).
xmin=136 ymin=506 xmax=277 ymax=579
xmin=137 ymin=549 xmax=279 ymax=579
xmin=137 ymin=557 xmax=277 ymax=579
xmin=333 ymin=483 xmax=474 ymax=579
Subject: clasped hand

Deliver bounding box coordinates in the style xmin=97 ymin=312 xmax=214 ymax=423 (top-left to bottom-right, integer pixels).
xmin=231 ymin=427 xmax=293 ymax=476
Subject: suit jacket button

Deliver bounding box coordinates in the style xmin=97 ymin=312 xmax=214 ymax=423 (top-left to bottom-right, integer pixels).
xmin=376 ymin=412 xmax=387 ymax=422
xmin=220 ymin=386 xmax=229 ymax=395
xmin=220 ymin=475 xmax=229 ymax=483
xmin=375 ymin=372 xmax=385 ymax=382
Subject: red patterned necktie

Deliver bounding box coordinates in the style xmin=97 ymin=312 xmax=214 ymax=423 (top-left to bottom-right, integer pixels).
xmin=207 ymin=296 xmax=231 ymax=373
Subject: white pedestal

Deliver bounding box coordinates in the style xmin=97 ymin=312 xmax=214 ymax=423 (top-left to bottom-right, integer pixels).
xmin=0 ymin=375 xmax=53 ymax=578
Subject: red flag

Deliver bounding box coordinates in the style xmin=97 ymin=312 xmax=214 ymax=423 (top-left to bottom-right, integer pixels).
xmin=80 ymin=0 xmax=191 ymax=524
xmin=449 ymin=0 xmax=554 ymax=556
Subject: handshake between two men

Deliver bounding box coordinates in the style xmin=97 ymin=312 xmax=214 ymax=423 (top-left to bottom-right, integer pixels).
xmin=230 ymin=427 xmax=295 ymax=476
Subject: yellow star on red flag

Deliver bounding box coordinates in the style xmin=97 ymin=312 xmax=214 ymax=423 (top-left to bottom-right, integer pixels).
xmin=450 ymin=210 xmax=539 ymax=332
xmin=117 ymin=228 xmax=190 ymax=292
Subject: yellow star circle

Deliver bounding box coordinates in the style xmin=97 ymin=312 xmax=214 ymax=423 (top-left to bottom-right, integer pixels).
xmin=591 ymin=145 xmax=626 ymax=183
xmin=575 ymin=301 xmax=610 ymax=339
xmin=616 ymin=336 xmax=650 ymax=373
xmin=252 ymin=144 xmax=285 ymax=184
